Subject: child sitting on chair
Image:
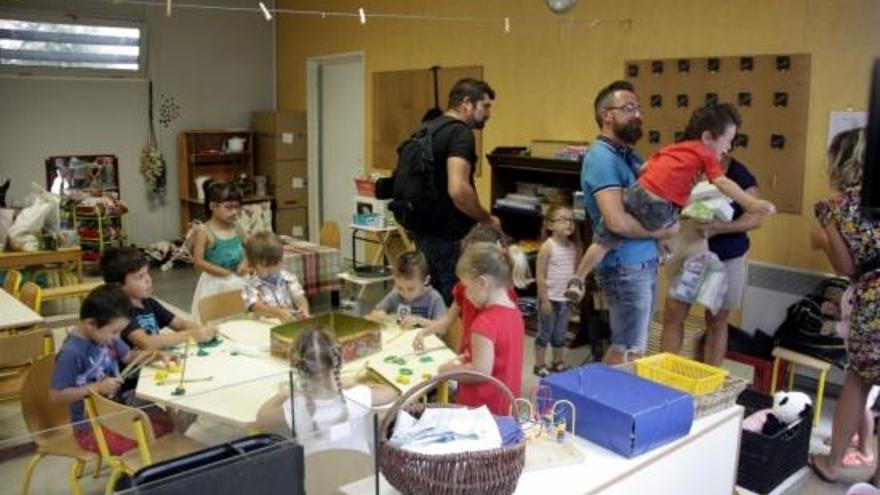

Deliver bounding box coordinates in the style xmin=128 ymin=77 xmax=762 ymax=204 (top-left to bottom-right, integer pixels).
xmin=50 ymin=284 xmax=177 ymax=454
xmin=256 ymin=326 xmax=396 ymax=454
xmin=367 ymin=250 xmax=446 ymax=329
xmin=100 ymin=247 xmax=217 ymax=353
xmin=565 ymin=103 xmax=776 ymax=305
xmin=243 ymin=231 xmax=310 ymax=322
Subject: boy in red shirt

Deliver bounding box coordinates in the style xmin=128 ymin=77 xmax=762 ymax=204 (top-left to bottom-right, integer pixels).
xmin=566 ymin=103 xmax=776 ymax=304
xmin=439 ymin=242 xmax=524 ymax=415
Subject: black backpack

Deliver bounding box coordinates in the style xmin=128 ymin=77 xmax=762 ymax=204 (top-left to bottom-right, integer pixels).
xmin=387 ymin=117 xmax=468 ymax=232
xmin=774 ymin=278 xmax=849 ymax=368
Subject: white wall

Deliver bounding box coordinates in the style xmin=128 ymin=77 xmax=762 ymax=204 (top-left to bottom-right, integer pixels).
xmin=0 ymin=0 xmax=274 ymax=245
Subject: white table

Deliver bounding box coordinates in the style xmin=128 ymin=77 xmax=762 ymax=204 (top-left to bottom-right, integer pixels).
xmin=0 ymin=287 xmax=44 ymax=330
xmin=341 ymin=405 xmax=744 ymax=495
xmin=136 ymin=319 xmax=290 ymax=429
xmin=135 ymin=318 xmax=451 ymax=430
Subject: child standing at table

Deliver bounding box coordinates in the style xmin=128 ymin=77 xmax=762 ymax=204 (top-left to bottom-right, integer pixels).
xmin=367 ymin=250 xmax=446 ymax=328
xmin=190 ymin=180 xmax=248 ymax=321
xmin=534 ymin=204 xmax=581 ymax=377
xmin=414 ymin=224 xmax=530 ymax=360
xmin=243 ymin=231 xmax=310 ymax=322
xmin=256 ymin=326 xmax=396 ymax=454
xmin=439 ymin=242 xmax=525 ymax=415
xmin=50 ymin=284 xmax=177 ymax=454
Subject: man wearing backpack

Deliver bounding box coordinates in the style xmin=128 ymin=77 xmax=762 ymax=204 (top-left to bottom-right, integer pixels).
xmin=390 ymin=78 xmax=500 ymax=304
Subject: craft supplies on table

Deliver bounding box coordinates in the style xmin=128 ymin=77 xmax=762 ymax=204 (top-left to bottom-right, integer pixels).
xmin=363 ymin=329 xmax=456 ymax=394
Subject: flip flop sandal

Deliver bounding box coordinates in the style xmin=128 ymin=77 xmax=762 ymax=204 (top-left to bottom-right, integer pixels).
xmin=844 ymin=450 xmax=874 ymax=468
xmin=551 ymin=362 xmax=569 ymax=373
xmin=534 ymin=364 xmax=550 ymax=378
xmin=809 ymin=454 xmax=838 ymax=483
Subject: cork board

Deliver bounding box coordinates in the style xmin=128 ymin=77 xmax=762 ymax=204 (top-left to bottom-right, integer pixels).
xmin=625 ymin=54 xmax=811 ymax=214
xmin=372 ymin=65 xmax=483 ymax=174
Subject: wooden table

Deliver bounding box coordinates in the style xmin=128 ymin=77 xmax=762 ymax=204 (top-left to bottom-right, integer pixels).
xmin=0 ymin=247 xmax=83 ymax=282
xmin=341 ymin=406 xmax=744 ymax=495
xmin=0 ymin=288 xmax=44 ymax=330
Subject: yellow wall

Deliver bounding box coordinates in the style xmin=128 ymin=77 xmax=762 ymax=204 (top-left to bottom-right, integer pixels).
xmin=277 ymin=0 xmax=880 ymax=273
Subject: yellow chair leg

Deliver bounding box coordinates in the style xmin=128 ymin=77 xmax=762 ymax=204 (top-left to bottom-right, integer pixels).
xmin=815 ymin=369 xmax=829 ymax=427
xmin=69 ymin=460 xmax=85 ymax=495
xmin=788 ymin=363 xmax=796 ymax=391
xmin=770 ymin=357 xmax=781 ymax=393
xmin=19 ymin=453 xmax=44 ymax=495
xmin=105 ymin=468 xmax=124 ymax=495
xmin=438 ymin=381 xmax=449 ymax=404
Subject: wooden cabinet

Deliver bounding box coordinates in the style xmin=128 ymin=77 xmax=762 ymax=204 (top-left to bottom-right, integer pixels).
xmin=487 ymin=147 xmax=604 ymax=354
xmin=177 ymin=129 xmax=261 ymax=234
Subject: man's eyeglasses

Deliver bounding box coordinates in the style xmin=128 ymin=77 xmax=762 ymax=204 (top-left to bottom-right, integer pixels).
xmin=606 ymin=103 xmax=642 ymax=115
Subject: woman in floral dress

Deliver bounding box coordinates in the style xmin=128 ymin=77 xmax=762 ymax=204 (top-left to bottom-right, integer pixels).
xmin=810 ymin=128 xmax=880 ymax=485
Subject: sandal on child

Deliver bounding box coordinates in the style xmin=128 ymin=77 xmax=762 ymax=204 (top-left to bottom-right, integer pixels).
xmin=551 ymin=362 xmax=568 ymax=373
xmin=533 ymin=364 xmax=550 ymax=378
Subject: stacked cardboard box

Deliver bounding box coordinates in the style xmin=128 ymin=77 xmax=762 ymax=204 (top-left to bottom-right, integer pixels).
xmin=253 ymin=111 xmax=308 ymax=238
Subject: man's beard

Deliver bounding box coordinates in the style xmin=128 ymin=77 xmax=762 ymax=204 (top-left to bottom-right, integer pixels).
xmin=472 ymin=118 xmax=486 ymax=130
xmin=614 ymin=119 xmax=642 ymax=145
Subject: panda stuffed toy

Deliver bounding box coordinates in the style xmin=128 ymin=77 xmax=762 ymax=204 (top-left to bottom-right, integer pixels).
xmin=763 ymin=391 xmax=812 ymax=436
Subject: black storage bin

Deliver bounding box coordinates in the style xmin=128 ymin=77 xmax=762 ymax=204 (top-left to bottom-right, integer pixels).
xmin=736 ymin=389 xmax=812 ymax=493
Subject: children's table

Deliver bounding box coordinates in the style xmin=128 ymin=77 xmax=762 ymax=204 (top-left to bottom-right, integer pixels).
xmin=0 ymin=287 xmax=44 ymax=330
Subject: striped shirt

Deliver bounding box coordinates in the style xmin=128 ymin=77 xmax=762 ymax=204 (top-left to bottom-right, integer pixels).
xmin=545 ymin=238 xmax=577 ymax=301
xmin=243 ymin=270 xmax=305 ymax=310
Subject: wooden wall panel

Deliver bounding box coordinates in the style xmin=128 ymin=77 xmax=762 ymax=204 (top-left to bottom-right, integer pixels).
xmin=626 ymin=54 xmax=811 ymax=214
xmin=372 ymin=65 xmax=484 ymax=173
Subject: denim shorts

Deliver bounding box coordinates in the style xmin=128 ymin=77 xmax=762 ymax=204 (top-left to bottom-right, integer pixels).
xmin=594 ymin=183 xmax=679 ymax=249
xmin=537 ymin=300 xmax=571 ymax=348
xmin=595 ymin=259 xmax=658 ymax=354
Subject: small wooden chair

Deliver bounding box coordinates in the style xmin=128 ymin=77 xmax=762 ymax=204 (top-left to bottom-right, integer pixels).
xmin=320 ymin=221 xmax=341 ymax=249
xmin=0 ymin=328 xmax=48 ymax=401
xmin=198 ymin=289 xmax=247 ymax=324
xmin=18 ymin=355 xmax=98 ymax=495
xmin=770 ymin=346 xmax=831 ymax=427
xmin=4 ymin=268 xmax=22 ymax=297
xmin=85 ymin=392 xmax=205 ymax=495
xmin=19 ymin=281 xmax=42 ymax=314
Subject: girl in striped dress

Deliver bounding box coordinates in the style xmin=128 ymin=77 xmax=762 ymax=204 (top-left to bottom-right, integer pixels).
xmin=534 ymin=205 xmax=581 ymax=377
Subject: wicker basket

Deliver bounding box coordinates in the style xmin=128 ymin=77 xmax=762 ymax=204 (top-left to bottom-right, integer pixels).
xmin=617 ymin=362 xmax=748 ymax=419
xmin=634 ymin=353 xmax=728 ymax=395
xmin=379 ymin=371 xmax=526 ymax=495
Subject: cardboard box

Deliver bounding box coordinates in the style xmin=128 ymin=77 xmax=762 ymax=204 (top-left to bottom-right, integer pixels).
xmin=542 ymin=364 xmax=694 ymax=458
xmin=252 ymin=111 xmax=307 ymax=160
xmin=271 ymin=160 xmax=308 ymax=207
xmin=276 ymin=207 xmax=307 ymax=238
xmin=270 ymin=312 xmax=381 ymax=363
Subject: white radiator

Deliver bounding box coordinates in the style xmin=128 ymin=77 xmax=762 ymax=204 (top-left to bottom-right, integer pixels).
xmin=741 ymin=261 xmax=835 ymax=336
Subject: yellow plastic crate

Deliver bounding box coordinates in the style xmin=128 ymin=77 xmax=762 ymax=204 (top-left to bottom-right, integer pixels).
xmin=634 ymin=353 xmax=728 ymax=395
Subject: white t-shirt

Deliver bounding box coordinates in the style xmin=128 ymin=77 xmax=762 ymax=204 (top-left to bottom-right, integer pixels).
xmin=282 ymin=385 xmax=373 ymax=455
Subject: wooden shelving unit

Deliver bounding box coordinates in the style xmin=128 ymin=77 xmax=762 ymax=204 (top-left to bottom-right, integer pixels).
xmin=487 ymin=147 xmax=605 ymax=354
xmin=177 ymin=129 xmax=261 ymax=234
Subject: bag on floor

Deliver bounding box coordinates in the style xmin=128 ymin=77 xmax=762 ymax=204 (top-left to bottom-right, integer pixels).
xmin=774 ymin=278 xmax=848 ymax=368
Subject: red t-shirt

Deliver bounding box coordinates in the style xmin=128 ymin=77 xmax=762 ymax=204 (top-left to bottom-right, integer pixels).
xmin=456 ymin=304 xmax=524 ymax=416
xmin=453 ymin=282 xmax=518 ymax=359
xmin=638 ymin=140 xmax=724 ymax=207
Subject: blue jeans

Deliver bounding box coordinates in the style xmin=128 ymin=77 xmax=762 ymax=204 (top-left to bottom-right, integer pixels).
xmin=595 ymin=259 xmax=658 ymax=354
xmin=537 ymin=301 xmax=571 ymax=348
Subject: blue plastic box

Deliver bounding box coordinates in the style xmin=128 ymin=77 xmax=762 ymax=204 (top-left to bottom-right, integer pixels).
xmin=542 ymin=364 xmax=694 ymax=458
